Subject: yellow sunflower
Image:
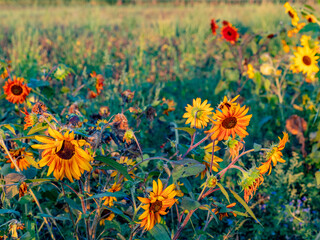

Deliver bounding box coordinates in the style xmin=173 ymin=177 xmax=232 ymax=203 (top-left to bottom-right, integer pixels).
xmin=110 ymin=156 xmax=136 ymax=181
xmin=102 ymin=182 xmax=122 ymax=207
xmin=207 ymin=103 xmax=252 ymax=141
xmin=203 ymin=142 xmax=223 ymax=172
xmin=258 ymin=132 xmax=289 ymax=175
xmin=32 ymin=128 xmax=93 ymax=182
xmin=217 ymin=95 xmax=239 ymax=111
xmin=137 ymin=179 xmax=177 ymax=231
xmin=305 ymin=14 xmax=317 ymax=23
xmin=284 ymin=2 xmax=299 ymax=26
xmin=183 ymin=98 xmax=213 ymax=129
xmin=292 ymin=45 xmax=319 ymax=76
xmin=6 ymin=147 xmax=33 ymax=171
xmin=226 ymin=138 xmax=244 ymax=160
xmin=247 ymin=64 xmax=255 ymax=79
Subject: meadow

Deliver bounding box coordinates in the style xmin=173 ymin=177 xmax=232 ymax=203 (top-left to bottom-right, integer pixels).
xmin=0 ymin=2 xmax=319 ymax=240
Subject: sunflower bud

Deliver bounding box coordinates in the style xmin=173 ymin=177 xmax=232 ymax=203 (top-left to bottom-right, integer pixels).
xmin=123 ymin=129 xmax=134 ymax=144
xmin=207 ymin=175 xmax=217 ymax=188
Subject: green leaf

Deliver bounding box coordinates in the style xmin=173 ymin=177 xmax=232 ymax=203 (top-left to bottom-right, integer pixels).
xmin=27 ymin=78 xmax=50 ymax=88
xmin=299 ymin=23 xmax=320 ymax=33
xmin=215 ymin=79 xmax=227 ymax=95
xmin=95 ymin=156 xmax=133 ymax=181
xmin=171 ymin=162 xmax=205 ymax=182
xmin=149 ymin=224 xmax=171 ymax=240
xmin=86 ymin=191 xmax=127 ymax=200
xmin=180 ymin=197 xmax=201 ymax=211
xmin=1 ymin=124 xmax=16 ymax=135
xmin=315 ymin=171 xmax=320 ymax=186
xmin=0 ymin=209 xmax=20 ymax=216
xmin=229 ymin=189 xmax=261 ymax=225
xmin=253 ymin=143 xmax=262 ymax=152
xmin=27 ymin=123 xmax=48 ymax=135
xmin=304 ymin=4 xmax=315 ymax=11
xmin=233 ymin=210 xmax=248 ymax=217
xmin=25 ymin=178 xmax=54 ymax=183
xmin=217 ymin=182 xmax=230 ymax=203
xmin=63 ymin=197 xmax=83 ymax=213
xmin=175 ymin=127 xmax=196 ymax=137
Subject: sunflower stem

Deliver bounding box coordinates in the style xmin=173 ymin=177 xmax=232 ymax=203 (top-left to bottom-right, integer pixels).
xmin=78 ymin=180 xmax=91 ymax=240
xmin=209 ymin=140 xmax=216 ymax=174
xmin=181 ymin=132 xmax=214 ymax=159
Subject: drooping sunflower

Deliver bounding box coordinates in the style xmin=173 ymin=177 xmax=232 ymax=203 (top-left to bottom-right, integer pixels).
xmin=210 ymin=19 xmax=219 ymax=35
xmin=292 ymin=45 xmax=319 ymax=76
xmin=21 ymin=108 xmax=38 ymax=130
xmin=183 ymin=98 xmax=213 ymax=129
xmin=239 ymin=168 xmax=264 ymax=203
xmin=102 ymin=182 xmax=122 ymax=207
xmin=6 ymin=147 xmax=33 ymax=171
xmin=32 ymin=128 xmax=93 ymax=182
xmin=257 ymin=132 xmax=288 ymax=175
xmin=3 ymin=76 xmax=31 ymax=104
xmin=137 ymin=179 xmax=177 ymax=231
xmin=284 ymin=2 xmax=299 ymax=26
xmin=226 ymin=138 xmax=244 ymax=160
xmin=207 ymin=103 xmax=252 ymax=141
xmin=221 ymin=22 xmax=239 ymax=44
xmin=212 ymin=202 xmax=237 ymax=220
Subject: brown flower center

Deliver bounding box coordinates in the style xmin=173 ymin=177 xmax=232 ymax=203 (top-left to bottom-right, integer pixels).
xmin=11 ymin=85 xmax=23 ymax=96
xmin=150 ymin=200 xmax=162 ymax=213
xmin=56 ymin=140 xmax=75 ymax=160
xmin=227 ymin=30 xmax=233 ymax=36
xmin=302 ymin=56 xmax=312 ymax=66
xmin=288 ymin=11 xmax=294 ymax=18
xmin=222 ymin=117 xmax=237 ymax=129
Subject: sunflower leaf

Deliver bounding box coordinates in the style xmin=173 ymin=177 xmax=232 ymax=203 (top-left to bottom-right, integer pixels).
xmin=217 ymin=182 xmax=230 ymax=203
xmin=27 ymin=123 xmax=48 ymax=135
xmin=1 ymin=124 xmax=16 ymax=135
xmin=0 ymin=209 xmax=20 ymax=217
xmin=95 ymin=156 xmax=133 ymax=181
xmin=253 ymin=143 xmax=262 ymax=152
xmin=180 ymin=197 xmax=200 ymax=211
xmin=175 ymin=127 xmax=196 ymax=137
xmin=149 ymin=224 xmax=171 ymax=240
xmin=229 ymin=189 xmax=261 ymax=225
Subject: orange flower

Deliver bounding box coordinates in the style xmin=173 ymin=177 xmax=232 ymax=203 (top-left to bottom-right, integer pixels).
xmin=221 ymin=21 xmax=239 ymax=44
xmin=6 ymin=148 xmax=33 ymax=171
xmin=212 ymin=202 xmax=237 ymax=220
xmin=90 ymin=71 xmax=104 ymax=95
xmin=102 ymin=182 xmax=122 ymax=207
xmin=210 ymin=19 xmax=219 ymax=35
xmin=3 ymin=76 xmax=31 ymax=104
xmin=21 ymin=108 xmax=38 ymax=130
xmin=258 ymin=132 xmax=289 ymax=175
xmin=207 ymin=103 xmax=252 ymax=141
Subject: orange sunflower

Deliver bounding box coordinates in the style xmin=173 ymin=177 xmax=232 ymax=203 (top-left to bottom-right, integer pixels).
xmin=212 ymin=202 xmax=237 ymax=220
xmin=207 ymin=103 xmax=252 ymax=141
xmin=21 ymin=108 xmax=38 ymax=130
xmin=102 ymin=182 xmax=122 ymax=207
xmin=221 ymin=21 xmax=239 ymax=44
xmin=6 ymin=147 xmax=33 ymax=171
xmin=32 ymin=128 xmax=93 ymax=182
xmin=257 ymin=132 xmax=288 ymax=175
xmin=217 ymin=95 xmax=239 ymax=111
xmin=3 ymin=76 xmax=31 ymax=104
xmin=137 ymin=179 xmax=177 ymax=231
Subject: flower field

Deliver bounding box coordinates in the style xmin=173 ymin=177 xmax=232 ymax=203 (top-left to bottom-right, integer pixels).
xmin=0 ymin=2 xmax=320 ymax=239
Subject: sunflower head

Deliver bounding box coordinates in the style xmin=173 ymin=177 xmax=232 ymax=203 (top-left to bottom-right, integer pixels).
xmin=210 ymin=19 xmax=219 ymax=35
xmin=284 ymin=2 xmax=299 ymax=26
xmin=103 ymin=182 xmax=122 ymax=207
xmin=6 ymin=147 xmax=33 ymax=171
xmin=183 ymin=98 xmax=213 ymax=129
xmin=221 ymin=22 xmax=239 ymax=44
xmin=32 ymin=128 xmax=93 ymax=182
xmin=239 ymin=168 xmax=264 ymax=203
xmin=3 ymin=76 xmax=31 ymax=104
xmin=293 ymin=45 xmax=319 ymax=77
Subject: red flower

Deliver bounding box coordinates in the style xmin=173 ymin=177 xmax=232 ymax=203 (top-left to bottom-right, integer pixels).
xmin=221 ymin=22 xmax=239 ymax=44
xmin=210 ymin=19 xmax=219 ymax=35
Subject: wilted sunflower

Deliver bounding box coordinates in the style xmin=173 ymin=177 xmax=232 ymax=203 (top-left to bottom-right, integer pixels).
xmin=292 ymin=45 xmax=319 ymax=76
xmin=284 ymin=2 xmax=299 ymax=26
xmin=138 ymin=179 xmax=177 ymax=231
xmin=6 ymin=147 xmax=33 ymax=171
xmin=212 ymin=202 xmax=237 ymax=220
xmin=3 ymin=76 xmax=31 ymax=104
xmin=183 ymin=98 xmax=213 ymax=129
xmin=258 ymin=132 xmax=288 ymax=175
xmin=239 ymin=168 xmax=264 ymax=203
xmin=207 ymin=103 xmax=252 ymax=141
xmin=21 ymin=108 xmax=38 ymax=130
xmin=226 ymin=138 xmax=244 ymax=160
xmin=210 ymin=19 xmax=219 ymax=35
xmin=32 ymin=128 xmax=93 ymax=182
xmin=221 ymin=21 xmax=239 ymax=44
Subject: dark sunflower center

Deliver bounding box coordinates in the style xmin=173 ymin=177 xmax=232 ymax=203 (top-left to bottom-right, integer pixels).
xmin=11 ymin=85 xmax=23 ymax=96
xmin=150 ymin=200 xmax=162 ymax=213
xmin=56 ymin=140 xmax=75 ymax=160
xmin=222 ymin=117 xmax=237 ymax=129
xmin=288 ymin=11 xmax=294 ymax=18
xmin=302 ymin=56 xmax=312 ymax=66
xmin=227 ymin=30 xmax=233 ymax=36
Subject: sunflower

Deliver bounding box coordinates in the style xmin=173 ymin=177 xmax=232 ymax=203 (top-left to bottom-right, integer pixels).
xmin=21 ymin=108 xmax=38 ymax=130
xmin=110 ymin=156 xmax=136 ymax=181
xmin=281 ymin=40 xmax=290 ymax=53
xmin=239 ymin=168 xmax=264 ymax=203
xmin=226 ymin=138 xmax=244 ymax=160
xmin=300 ymin=35 xmax=311 ymax=47
xmin=305 ymin=14 xmax=317 ymax=23
xmin=210 ymin=19 xmax=219 ymax=35
xmin=247 ymin=64 xmax=255 ymax=79
xmin=3 ymin=76 xmax=31 ymax=104
xmin=284 ymin=2 xmax=299 ymax=26
xmin=32 ymin=128 xmax=93 ymax=182
xmin=258 ymin=132 xmax=288 ymax=175
xmin=137 ymin=179 xmax=177 ymax=231
xmin=212 ymin=202 xmax=237 ymax=220
xmin=203 ymin=142 xmax=223 ymax=171
xmin=6 ymin=147 xmax=32 ymax=171
xmin=221 ymin=22 xmax=239 ymax=44
xmin=207 ymin=103 xmax=252 ymax=141
xmin=161 ymin=98 xmax=176 ymax=116
xmin=103 ymin=182 xmax=122 ymax=207
xmin=292 ymin=45 xmax=319 ymax=76
xmin=183 ymin=98 xmax=213 ymax=129
xmin=99 ymin=209 xmax=115 ymax=226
